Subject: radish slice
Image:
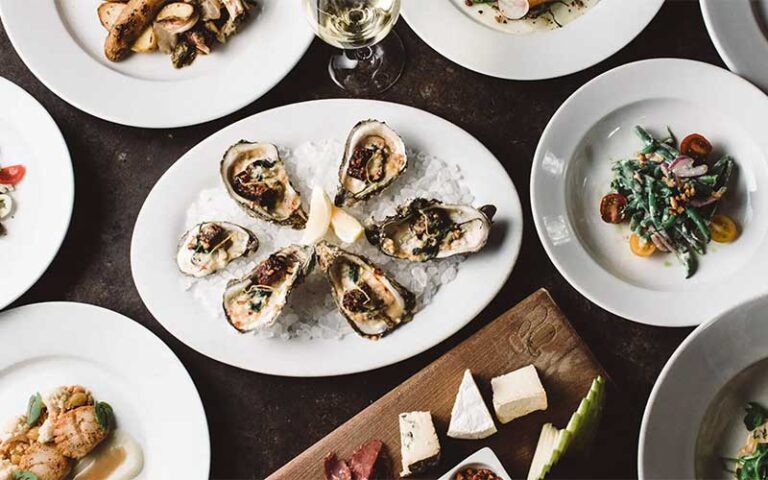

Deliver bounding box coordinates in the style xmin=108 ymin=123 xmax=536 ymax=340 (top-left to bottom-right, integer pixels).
xmin=0 ymin=194 xmax=12 ymax=219
xmin=498 ymin=0 xmax=530 ymax=20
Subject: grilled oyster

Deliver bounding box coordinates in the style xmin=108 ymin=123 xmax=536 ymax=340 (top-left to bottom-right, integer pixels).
xmin=223 ymin=244 xmax=314 ymax=332
xmin=316 ymin=241 xmax=415 ymax=340
xmin=335 ymin=120 xmax=407 ymax=207
xmin=220 ymin=141 xmax=307 ymax=228
xmin=366 ymin=198 xmax=496 ymax=262
xmin=176 ymin=221 xmax=258 ymax=277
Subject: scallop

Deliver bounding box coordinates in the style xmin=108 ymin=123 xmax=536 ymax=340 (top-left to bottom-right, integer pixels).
xmin=220 ymin=141 xmax=307 ymax=228
xmin=315 ymin=241 xmax=415 ymax=340
xmin=365 ymin=198 xmax=496 ymax=262
xmin=334 ymin=120 xmax=407 ymax=207
xmin=222 ymin=244 xmax=314 ymax=333
xmin=176 ymin=221 xmax=258 ymax=277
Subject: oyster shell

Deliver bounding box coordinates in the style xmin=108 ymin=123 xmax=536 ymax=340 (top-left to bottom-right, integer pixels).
xmin=220 ymin=141 xmax=307 ymax=228
xmin=316 ymin=241 xmax=415 ymax=340
xmin=335 ymin=120 xmax=407 ymax=207
xmin=365 ymin=198 xmax=496 ymax=262
xmin=177 ymin=221 xmax=258 ymax=277
xmin=223 ymin=244 xmax=314 ymax=333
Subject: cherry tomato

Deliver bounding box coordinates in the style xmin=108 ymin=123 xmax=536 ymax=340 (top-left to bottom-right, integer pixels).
xmin=710 ymin=214 xmax=738 ymax=243
xmin=600 ymin=193 xmax=627 ymax=224
xmin=630 ymin=234 xmax=656 ymax=257
xmin=680 ymin=134 xmax=712 ymax=159
xmin=0 ymin=165 xmax=25 ymax=186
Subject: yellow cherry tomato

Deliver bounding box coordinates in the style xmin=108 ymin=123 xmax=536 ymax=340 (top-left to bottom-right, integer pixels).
xmin=710 ymin=214 xmax=739 ymax=243
xmin=630 ymin=234 xmax=656 ymax=257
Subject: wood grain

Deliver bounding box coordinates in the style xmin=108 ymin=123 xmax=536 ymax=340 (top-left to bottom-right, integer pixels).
xmin=268 ymin=289 xmax=607 ymax=479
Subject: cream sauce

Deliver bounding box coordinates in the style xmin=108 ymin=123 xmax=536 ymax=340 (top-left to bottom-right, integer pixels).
xmin=72 ymin=429 xmax=143 ymax=480
xmin=456 ymin=0 xmax=601 ymax=34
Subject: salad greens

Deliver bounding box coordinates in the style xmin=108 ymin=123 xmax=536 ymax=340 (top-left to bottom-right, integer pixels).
xmin=727 ymin=402 xmax=768 ymax=480
xmin=601 ymin=126 xmax=736 ymax=278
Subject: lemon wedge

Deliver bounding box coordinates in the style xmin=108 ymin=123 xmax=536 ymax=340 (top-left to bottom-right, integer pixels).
xmin=331 ymin=206 xmax=364 ymax=244
xmin=301 ymin=187 xmax=332 ymax=245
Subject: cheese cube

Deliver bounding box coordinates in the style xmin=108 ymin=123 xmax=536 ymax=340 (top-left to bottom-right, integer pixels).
xmin=398 ymin=411 xmax=440 ymax=477
xmin=448 ymin=369 xmax=497 ymax=439
xmin=491 ymin=364 xmax=547 ymax=424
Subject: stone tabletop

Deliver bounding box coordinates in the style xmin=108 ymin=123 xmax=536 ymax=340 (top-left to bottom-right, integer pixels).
xmin=1 ymin=2 xmax=720 ymax=478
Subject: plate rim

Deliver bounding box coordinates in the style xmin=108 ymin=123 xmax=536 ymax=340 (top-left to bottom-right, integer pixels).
xmin=0 ymin=300 xmax=211 ymax=478
xmin=0 ymin=0 xmax=315 ymax=128
xmin=530 ymin=57 xmax=768 ymax=327
xmin=400 ymin=0 xmax=665 ymax=80
xmin=130 ymin=98 xmax=524 ymax=377
xmin=0 ymin=76 xmax=74 ymax=310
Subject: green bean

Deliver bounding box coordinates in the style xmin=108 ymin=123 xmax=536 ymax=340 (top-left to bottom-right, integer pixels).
xmin=685 ymin=208 xmax=711 ymax=242
xmin=634 ymin=126 xmax=655 ymax=145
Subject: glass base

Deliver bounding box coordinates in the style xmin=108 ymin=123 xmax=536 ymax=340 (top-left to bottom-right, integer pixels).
xmin=328 ymin=31 xmax=405 ymax=96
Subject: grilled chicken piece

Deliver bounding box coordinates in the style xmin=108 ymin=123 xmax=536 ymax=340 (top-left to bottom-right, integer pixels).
xmin=19 ymin=443 xmax=72 ymax=480
xmin=52 ymin=406 xmax=109 ymax=459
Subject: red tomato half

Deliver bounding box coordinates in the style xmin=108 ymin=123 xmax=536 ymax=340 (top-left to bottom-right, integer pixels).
xmin=0 ymin=165 xmax=25 ymax=185
xmin=600 ymin=193 xmax=627 ymax=224
xmin=680 ymin=134 xmax=712 ymax=159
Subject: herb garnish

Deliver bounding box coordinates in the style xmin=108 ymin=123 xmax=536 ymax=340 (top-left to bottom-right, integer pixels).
xmin=25 ymin=393 xmax=43 ymax=426
xmin=95 ymin=401 xmax=114 ymax=431
xmin=745 ymin=402 xmax=768 ymax=431
xmin=12 ymin=471 xmax=39 ymax=480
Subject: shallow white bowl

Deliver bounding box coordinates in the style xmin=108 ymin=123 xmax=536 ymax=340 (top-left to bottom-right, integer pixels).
xmin=702 ymin=0 xmax=768 ymax=93
xmin=0 ymin=0 xmax=314 ymax=128
xmin=0 ymin=302 xmax=210 ymax=479
xmin=0 ymin=77 xmax=73 ymax=310
xmin=639 ymin=293 xmax=768 ymax=479
xmin=531 ymin=58 xmax=768 ymax=327
xmin=401 ymin=0 xmax=663 ymax=80
xmin=439 ymin=448 xmax=511 ymax=480
xmin=131 ymin=99 xmax=523 ymax=377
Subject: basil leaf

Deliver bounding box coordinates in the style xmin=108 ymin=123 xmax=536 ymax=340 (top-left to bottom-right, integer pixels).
xmin=94 ymin=401 xmax=114 ymax=431
xmin=13 ymin=471 xmax=39 ymax=480
xmin=25 ymin=393 xmax=43 ymax=426
xmin=744 ymin=402 xmax=768 ymax=431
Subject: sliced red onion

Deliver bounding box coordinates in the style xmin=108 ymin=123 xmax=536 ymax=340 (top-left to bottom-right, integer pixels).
xmin=669 ymin=155 xmax=708 ymax=178
xmin=651 ymin=231 xmax=673 ymax=252
xmin=498 ymin=0 xmax=530 ymax=19
xmin=660 ymin=163 xmax=670 ymax=177
xmin=689 ymin=196 xmax=718 ymax=207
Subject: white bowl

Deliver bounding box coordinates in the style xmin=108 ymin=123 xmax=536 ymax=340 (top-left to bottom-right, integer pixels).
xmin=639 ymin=293 xmax=768 ymax=479
xmin=531 ymin=58 xmax=768 ymax=327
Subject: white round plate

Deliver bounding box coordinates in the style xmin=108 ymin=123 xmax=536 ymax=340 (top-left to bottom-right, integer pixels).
xmin=131 ymin=99 xmax=523 ymax=377
xmin=702 ymin=0 xmax=768 ymax=93
xmin=0 ymin=302 xmax=210 ymax=479
xmin=531 ymin=59 xmax=768 ymax=327
xmin=400 ymin=0 xmax=663 ymax=80
xmin=0 ymin=0 xmax=314 ymax=128
xmin=639 ymin=293 xmax=768 ymax=479
xmin=0 ymin=77 xmax=73 ymax=310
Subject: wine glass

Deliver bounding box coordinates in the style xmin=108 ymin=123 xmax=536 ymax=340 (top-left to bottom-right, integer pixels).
xmin=302 ymin=0 xmax=405 ymax=96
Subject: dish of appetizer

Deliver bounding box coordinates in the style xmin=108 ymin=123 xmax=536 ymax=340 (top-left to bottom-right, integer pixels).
xmin=702 ymin=0 xmax=768 ymax=94
xmin=640 ymin=293 xmax=768 ymax=479
xmin=400 ymin=0 xmax=663 ymax=80
xmin=0 ymin=386 xmax=143 ymax=480
xmin=0 ymin=163 xmax=25 ymax=237
xmin=459 ymin=0 xmax=599 ymax=34
xmin=97 ymin=0 xmax=253 ymax=69
xmin=599 ymin=127 xmax=738 ymax=278
xmin=0 ymin=0 xmax=313 ymax=127
xmin=0 ymin=77 xmax=73 ymax=311
xmin=532 ymin=59 xmax=768 ymax=327
xmin=131 ymin=99 xmax=523 ymax=376
xmin=0 ymin=302 xmax=210 ymax=480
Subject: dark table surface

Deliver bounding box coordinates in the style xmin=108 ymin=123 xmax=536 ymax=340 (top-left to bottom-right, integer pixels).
xmin=0 ymin=1 xmax=726 ymax=478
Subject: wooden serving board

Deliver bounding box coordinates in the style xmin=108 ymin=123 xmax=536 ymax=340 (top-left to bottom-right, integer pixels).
xmin=269 ymin=289 xmax=608 ymax=479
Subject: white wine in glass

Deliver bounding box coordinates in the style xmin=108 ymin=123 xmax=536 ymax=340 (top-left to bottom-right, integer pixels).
xmin=302 ymin=0 xmax=405 ymax=95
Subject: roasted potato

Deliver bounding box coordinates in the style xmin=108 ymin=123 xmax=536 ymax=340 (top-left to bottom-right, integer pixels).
xmin=104 ymin=0 xmax=167 ymax=61
xmin=99 ymin=2 xmax=157 ymax=53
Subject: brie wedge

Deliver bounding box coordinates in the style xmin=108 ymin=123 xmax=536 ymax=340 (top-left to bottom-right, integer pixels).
xmin=398 ymin=411 xmax=440 ymax=477
xmin=448 ymin=369 xmax=497 ymax=440
xmin=491 ymin=364 xmax=547 ymax=424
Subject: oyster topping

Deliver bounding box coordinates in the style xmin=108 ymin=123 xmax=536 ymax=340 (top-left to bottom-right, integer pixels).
xmin=176 ymin=221 xmax=258 ymax=277
xmin=223 ymin=245 xmax=314 ymax=332
xmin=220 ymin=141 xmax=308 ymax=228
xmin=366 ymin=198 xmax=496 ymax=262
xmin=316 ymin=241 xmax=415 ymax=340
xmin=335 ymin=120 xmax=407 ymax=207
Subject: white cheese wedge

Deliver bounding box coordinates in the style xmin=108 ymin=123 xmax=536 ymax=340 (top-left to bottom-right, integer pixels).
xmin=448 ymin=369 xmax=497 ymax=440
xmin=398 ymin=411 xmax=440 ymax=477
xmin=491 ymin=364 xmax=547 ymax=424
